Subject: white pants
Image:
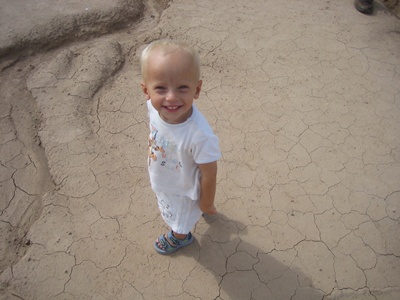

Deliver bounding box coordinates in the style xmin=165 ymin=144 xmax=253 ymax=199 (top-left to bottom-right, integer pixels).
xmin=156 ymin=192 xmax=203 ymax=234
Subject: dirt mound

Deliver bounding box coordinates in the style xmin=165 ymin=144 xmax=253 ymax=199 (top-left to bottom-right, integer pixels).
xmin=0 ymin=0 xmax=145 ymax=58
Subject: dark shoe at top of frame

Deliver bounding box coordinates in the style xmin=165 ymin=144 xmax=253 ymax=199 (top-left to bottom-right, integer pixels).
xmin=354 ymin=0 xmax=373 ymax=14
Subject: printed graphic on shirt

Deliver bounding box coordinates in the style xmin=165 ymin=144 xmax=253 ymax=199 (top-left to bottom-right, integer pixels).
xmin=148 ymin=125 xmax=183 ymax=172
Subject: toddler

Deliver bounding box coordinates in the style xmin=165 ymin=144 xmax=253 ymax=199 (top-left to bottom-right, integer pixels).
xmin=140 ymin=40 xmax=221 ymax=254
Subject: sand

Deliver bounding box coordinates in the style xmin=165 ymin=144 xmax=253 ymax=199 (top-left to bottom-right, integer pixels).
xmin=1 ymin=0 xmax=400 ymax=299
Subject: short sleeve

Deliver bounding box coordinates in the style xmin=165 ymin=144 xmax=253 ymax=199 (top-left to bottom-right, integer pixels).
xmin=191 ymin=133 xmax=221 ymax=164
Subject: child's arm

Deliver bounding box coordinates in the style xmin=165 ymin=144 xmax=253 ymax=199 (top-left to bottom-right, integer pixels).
xmin=198 ymin=161 xmax=218 ymax=215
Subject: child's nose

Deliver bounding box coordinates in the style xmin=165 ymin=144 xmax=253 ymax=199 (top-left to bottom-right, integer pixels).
xmin=166 ymin=90 xmax=177 ymax=101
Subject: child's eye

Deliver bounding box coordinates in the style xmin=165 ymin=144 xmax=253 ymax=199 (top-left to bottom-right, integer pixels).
xmin=155 ymin=86 xmax=166 ymax=91
xmin=179 ymin=86 xmax=189 ymax=91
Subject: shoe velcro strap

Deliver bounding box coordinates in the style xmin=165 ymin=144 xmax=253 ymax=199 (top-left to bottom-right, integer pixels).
xmin=168 ymin=232 xmax=181 ymax=246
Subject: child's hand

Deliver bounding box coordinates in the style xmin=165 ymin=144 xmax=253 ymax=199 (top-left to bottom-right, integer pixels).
xmin=200 ymin=203 xmax=217 ymax=215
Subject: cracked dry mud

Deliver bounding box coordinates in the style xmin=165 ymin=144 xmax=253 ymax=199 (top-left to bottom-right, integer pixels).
xmin=1 ymin=0 xmax=400 ymax=299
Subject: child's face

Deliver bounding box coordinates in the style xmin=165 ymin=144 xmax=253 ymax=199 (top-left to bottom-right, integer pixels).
xmin=141 ymin=49 xmax=202 ymax=124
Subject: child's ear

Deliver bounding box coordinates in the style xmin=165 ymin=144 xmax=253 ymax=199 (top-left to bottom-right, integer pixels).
xmin=194 ymin=80 xmax=203 ymax=100
xmin=141 ymin=82 xmax=150 ymax=100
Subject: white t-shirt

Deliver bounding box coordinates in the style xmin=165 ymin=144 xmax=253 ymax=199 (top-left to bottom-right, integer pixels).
xmin=147 ymin=100 xmax=221 ymax=200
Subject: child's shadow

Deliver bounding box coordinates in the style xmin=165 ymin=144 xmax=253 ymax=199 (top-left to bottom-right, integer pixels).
xmin=179 ymin=213 xmax=324 ymax=300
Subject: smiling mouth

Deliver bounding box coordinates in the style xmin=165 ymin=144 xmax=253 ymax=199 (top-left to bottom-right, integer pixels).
xmin=164 ymin=106 xmax=181 ymax=111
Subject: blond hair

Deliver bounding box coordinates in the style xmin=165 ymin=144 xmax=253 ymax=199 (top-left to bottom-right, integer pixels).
xmin=140 ymin=39 xmax=201 ymax=80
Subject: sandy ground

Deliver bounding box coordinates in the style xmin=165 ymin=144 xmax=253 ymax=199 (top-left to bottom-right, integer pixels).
xmin=1 ymin=0 xmax=400 ymax=299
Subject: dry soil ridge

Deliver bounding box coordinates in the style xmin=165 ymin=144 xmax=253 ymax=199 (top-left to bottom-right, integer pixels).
xmin=0 ymin=0 xmax=146 ymax=59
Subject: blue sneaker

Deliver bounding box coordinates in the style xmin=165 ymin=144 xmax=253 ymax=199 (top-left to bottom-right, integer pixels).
xmin=154 ymin=231 xmax=194 ymax=255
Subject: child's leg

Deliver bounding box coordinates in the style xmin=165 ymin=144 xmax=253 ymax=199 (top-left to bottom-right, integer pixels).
xmin=156 ymin=192 xmax=202 ymax=235
xmin=155 ymin=193 xmax=202 ymax=254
